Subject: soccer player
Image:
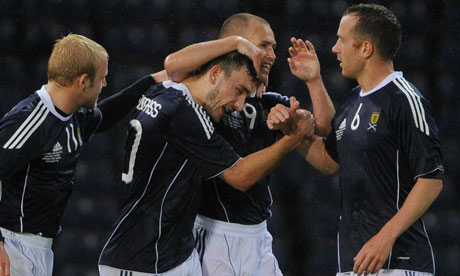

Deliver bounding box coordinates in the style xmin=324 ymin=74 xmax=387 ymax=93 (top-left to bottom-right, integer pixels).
xmin=164 ymin=13 xmax=335 ymax=275
xmin=98 ymin=51 xmax=315 ymax=276
xmin=268 ymin=4 xmax=444 ymax=276
xmin=0 ymin=33 xmax=164 ymax=276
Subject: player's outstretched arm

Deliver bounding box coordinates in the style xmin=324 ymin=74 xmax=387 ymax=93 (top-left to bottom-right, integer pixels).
xmin=0 ymin=241 xmax=10 ymax=276
xmin=267 ymin=102 xmax=339 ymax=175
xmin=96 ymin=75 xmax=157 ymax=132
xmin=164 ymin=36 xmax=262 ymax=83
xmin=220 ymin=100 xmax=315 ymax=191
xmin=288 ymin=37 xmax=335 ymax=136
xmin=352 ymin=177 xmax=442 ymax=276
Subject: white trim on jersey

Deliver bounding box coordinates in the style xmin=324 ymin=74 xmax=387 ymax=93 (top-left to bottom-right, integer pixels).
xmin=99 ymin=142 xmax=169 ymax=264
xmin=3 ymin=101 xmax=49 ymax=150
xmin=20 ymin=164 xmax=31 ymax=232
xmin=65 ymin=127 xmax=71 ymax=153
xmin=396 ymin=150 xmax=401 ymax=211
xmin=206 ymin=157 xmax=241 ymax=180
xmin=337 ymin=231 xmax=341 ymax=272
xmin=163 ymin=80 xmax=215 ymax=140
xmin=37 ymin=85 xmax=72 ymax=121
xmin=214 ymin=180 xmax=230 ymax=222
xmin=155 ymin=159 xmax=188 ymax=273
xmin=393 ymin=78 xmax=430 ymax=136
xmin=421 ymin=219 xmax=436 ymax=274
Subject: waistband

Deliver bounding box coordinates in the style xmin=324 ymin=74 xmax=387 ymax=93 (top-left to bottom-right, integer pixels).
xmin=1 ymin=227 xmax=53 ymax=249
xmin=195 ymin=214 xmax=267 ymax=237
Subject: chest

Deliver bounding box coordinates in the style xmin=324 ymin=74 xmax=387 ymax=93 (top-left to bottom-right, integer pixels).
xmin=334 ymin=96 xmax=395 ymax=154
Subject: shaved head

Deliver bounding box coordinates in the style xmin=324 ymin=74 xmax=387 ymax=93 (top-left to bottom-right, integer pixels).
xmin=219 ymin=13 xmax=269 ymax=38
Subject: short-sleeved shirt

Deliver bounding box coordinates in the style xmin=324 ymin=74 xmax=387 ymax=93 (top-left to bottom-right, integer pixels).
xmin=98 ymin=81 xmax=240 ymax=274
xmin=325 ymin=72 xmax=444 ymax=273
xmin=0 ymin=85 xmax=101 ymax=237
xmin=198 ymin=92 xmax=289 ymax=224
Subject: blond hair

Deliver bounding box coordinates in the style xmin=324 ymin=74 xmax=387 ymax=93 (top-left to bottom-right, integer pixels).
xmin=47 ymin=33 xmax=109 ymax=86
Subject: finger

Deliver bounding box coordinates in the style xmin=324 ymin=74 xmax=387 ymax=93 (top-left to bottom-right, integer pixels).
xmin=290 ymin=37 xmax=299 ymax=49
xmin=256 ymin=83 xmax=266 ymax=98
xmin=287 ymin=57 xmax=297 ymax=74
xmin=296 ymin=39 xmax=308 ymax=52
xmin=289 ymin=96 xmax=300 ymax=111
xmin=288 ymin=46 xmax=297 ymax=58
xmin=366 ymin=257 xmax=380 ymax=275
xmin=305 ymin=40 xmax=316 ymax=55
xmin=267 ymin=120 xmax=274 ymax=129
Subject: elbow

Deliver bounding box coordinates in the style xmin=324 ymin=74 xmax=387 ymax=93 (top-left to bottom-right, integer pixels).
xmin=164 ymin=55 xmax=174 ymax=78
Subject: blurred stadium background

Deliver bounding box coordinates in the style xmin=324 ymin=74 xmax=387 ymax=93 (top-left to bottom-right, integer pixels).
xmin=1 ymin=0 xmax=459 ymax=275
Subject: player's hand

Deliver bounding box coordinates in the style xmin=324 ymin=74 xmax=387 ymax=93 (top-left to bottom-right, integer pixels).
xmin=256 ymin=83 xmax=266 ymax=98
xmin=267 ymin=97 xmax=300 ymax=134
xmin=236 ymin=37 xmax=263 ymax=82
xmin=287 ymin=37 xmax=321 ymax=83
xmin=0 ymin=242 xmax=10 ymax=276
xmin=353 ymin=230 xmax=396 ymax=275
xmin=291 ymin=109 xmax=315 ymax=139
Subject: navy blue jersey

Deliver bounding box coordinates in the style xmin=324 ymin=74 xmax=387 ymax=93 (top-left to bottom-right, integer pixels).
xmin=98 ymin=81 xmax=240 ymax=274
xmin=198 ymin=92 xmax=289 ymax=224
xmin=324 ymin=72 xmax=444 ymax=273
xmin=0 ymin=76 xmax=156 ymax=239
xmin=0 ymin=86 xmax=102 ymax=237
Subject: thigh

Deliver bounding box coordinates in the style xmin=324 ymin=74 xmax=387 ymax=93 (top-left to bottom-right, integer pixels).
xmin=4 ymin=237 xmax=53 ymax=276
xmin=256 ymin=231 xmax=282 ymax=276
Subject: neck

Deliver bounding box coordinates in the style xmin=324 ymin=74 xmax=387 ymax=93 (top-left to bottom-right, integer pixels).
xmin=358 ymin=60 xmax=394 ymax=93
xmin=182 ymin=77 xmax=208 ymax=106
xmin=46 ymin=81 xmax=79 ymax=114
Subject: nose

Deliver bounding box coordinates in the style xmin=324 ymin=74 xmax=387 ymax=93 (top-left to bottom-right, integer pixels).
xmin=102 ymin=78 xmax=107 ymax=88
xmin=266 ymin=46 xmax=276 ymax=62
xmin=332 ymin=39 xmax=339 ymax=54
xmin=234 ymin=95 xmax=246 ymax=112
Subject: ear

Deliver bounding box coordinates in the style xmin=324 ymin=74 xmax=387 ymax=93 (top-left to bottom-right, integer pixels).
xmin=77 ymin=74 xmax=90 ymax=90
xmin=361 ymin=40 xmax=373 ymax=59
xmin=208 ymin=65 xmax=222 ymax=85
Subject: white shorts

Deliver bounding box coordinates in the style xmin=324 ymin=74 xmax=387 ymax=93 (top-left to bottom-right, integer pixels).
xmin=194 ymin=215 xmax=282 ymax=276
xmin=337 ymin=269 xmax=434 ymax=276
xmin=99 ymin=249 xmax=202 ymax=276
xmin=0 ymin=227 xmax=54 ymax=276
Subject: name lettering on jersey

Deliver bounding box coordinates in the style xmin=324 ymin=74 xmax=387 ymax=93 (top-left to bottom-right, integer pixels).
xmin=336 ymin=118 xmax=346 ymax=141
xmin=42 ymin=142 xmax=63 ymax=163
xmin=367 ymin=112 xmax=380 ymax=132
xmin=136 ymin=95 xmax=162 ymax=118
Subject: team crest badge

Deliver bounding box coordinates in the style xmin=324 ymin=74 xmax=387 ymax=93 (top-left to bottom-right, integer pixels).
xmin=367 ymin=112 xmax=380 ymax=132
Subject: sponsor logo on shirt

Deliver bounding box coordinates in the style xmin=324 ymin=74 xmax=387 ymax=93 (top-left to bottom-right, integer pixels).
xmin=42 ymin=142 xmax=63 ymax=163
xmin=137 ymin=95 xmax=162 ymax=118
xmin=223 ymin=111 xmax=243 ymax=129
xmin=336 ymin=118 xmax=346 ymax=140
xmin=367 ymin=112 xmax=380 ymax=132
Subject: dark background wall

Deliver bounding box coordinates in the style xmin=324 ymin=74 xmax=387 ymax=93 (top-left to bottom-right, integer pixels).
xmin=1 ymin=0 xmax=459 ymax=275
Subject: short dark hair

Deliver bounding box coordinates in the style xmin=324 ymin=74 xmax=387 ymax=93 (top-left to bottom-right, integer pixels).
xmin=344 ymin=3 xmax=401 ymax=60
xmin=189 ymin=51 xmax=260 ymax=85
xmin=219 ymin=13 xmax=269 ymax=39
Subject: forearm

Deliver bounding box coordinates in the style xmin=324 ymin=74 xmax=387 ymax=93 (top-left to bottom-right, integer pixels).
xmin=305 ymin=76 xmax=335 ymax=136
xmin=97 ymin=75 xmax=156 ymax=132
xmin=222 ymin=135 xmax=303 ymax=191
xmin=300 ymin=136 xmax=339 ymax=175
xmin=164 ymin=36 xmax=242 ymax=82
xmin=377 ymin=178 xmax=442 ymax=240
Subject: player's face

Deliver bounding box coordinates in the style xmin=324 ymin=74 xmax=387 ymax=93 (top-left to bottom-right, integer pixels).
xmin=244 ymin=21 xmax=276 ymax=86
xmin=205 ymin=68 xmax=255 ymax=122
xmin=332 ymin=15 xmax=364 ymax=79
xmin=83 ymin=57 xmax=108 ymax=108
